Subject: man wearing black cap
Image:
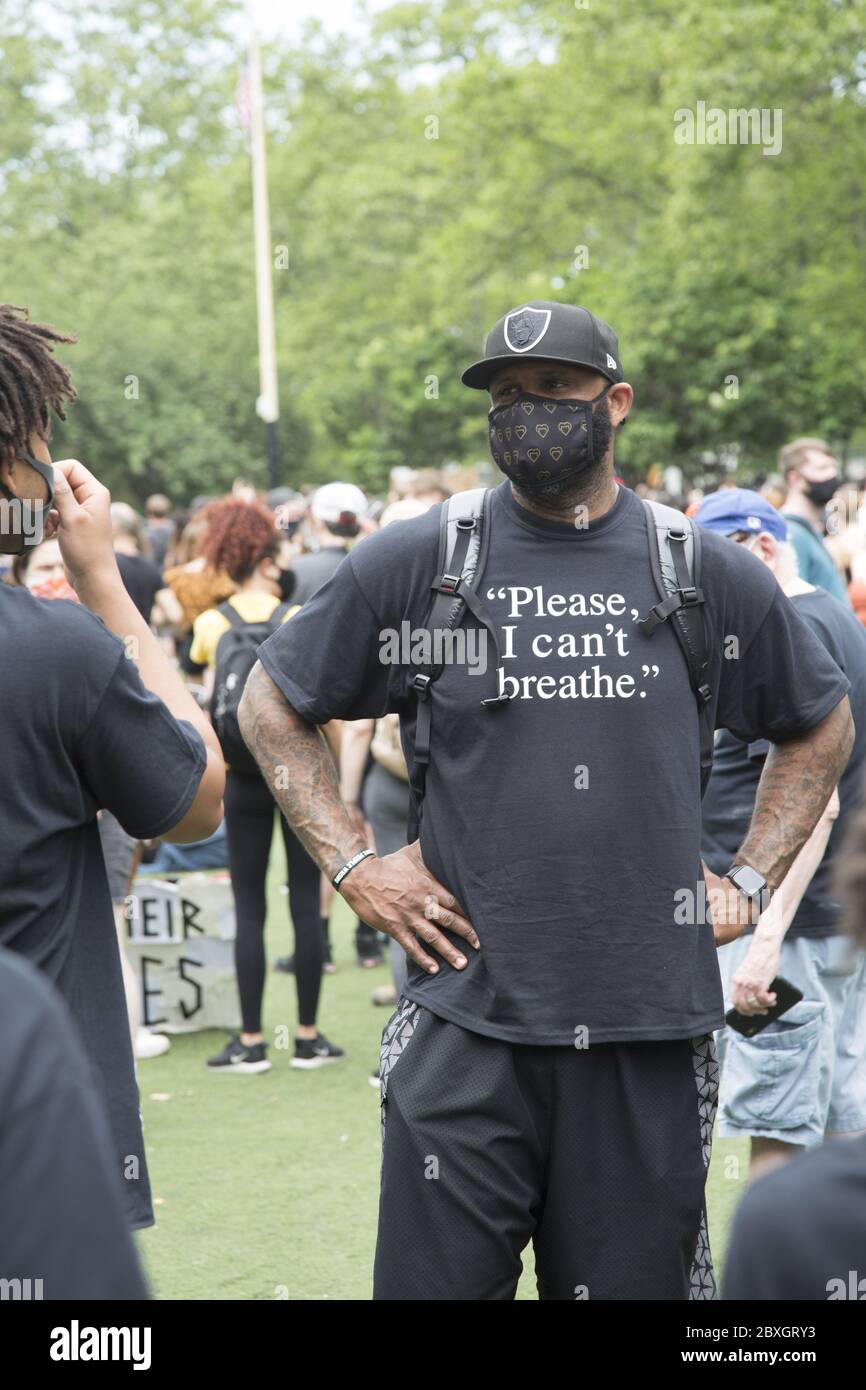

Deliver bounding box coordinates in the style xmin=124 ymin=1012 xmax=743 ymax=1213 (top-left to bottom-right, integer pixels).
xmin=240 ymin=300 xmax=854 ymax=1300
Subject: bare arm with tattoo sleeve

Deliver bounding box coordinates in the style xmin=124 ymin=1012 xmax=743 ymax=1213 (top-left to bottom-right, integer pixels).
xmin=239 ymin=662 xmax=480 ymax=974
xmin=739 ymin=696 xmax=853 ymax=890
xmin=704 ymin=695 xmax=854 ymax=945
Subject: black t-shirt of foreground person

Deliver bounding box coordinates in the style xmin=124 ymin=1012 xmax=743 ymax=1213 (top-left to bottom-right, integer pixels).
xmin=0 ymin=584 xmax=206 ymax=1228
xmin=0 ymin=947 xmax=148 ymax=1299
xmin=259 ymin=478 xmax=848 ymax=1044
xmin=723 ymin=1132 xmax=866 ymax=1299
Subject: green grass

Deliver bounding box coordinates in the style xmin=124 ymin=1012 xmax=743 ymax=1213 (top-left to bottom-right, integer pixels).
xmin=137 ymin=847 xmax=750 ymax=1300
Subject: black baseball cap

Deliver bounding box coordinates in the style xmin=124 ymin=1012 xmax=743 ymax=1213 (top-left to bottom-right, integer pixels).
xmin=461 ymin=300 xmax=623 ymax=391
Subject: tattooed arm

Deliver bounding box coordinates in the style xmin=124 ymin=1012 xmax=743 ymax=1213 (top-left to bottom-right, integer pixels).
xmin=739 ymin=696 xmax=853 ymax=890
xmin=239 ymin=662 xmax=480 ymax=974
xmin=706 ymin=695 xmax=854 ymax=945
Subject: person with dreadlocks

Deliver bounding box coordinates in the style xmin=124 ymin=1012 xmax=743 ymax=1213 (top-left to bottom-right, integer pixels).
xmin=0 ymin=304 xmax=225 ymax=1232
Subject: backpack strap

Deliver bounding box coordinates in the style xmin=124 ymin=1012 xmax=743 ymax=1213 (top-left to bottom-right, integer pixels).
xmin=217 ymin=598 xmax=292 ymax=632
xmin=637 ymin=499 xmax=714 ymax=795
xmin=269 ymin=600 xmax=293 ymax=629
xmin=407 ymin=488 xmax=493 ymax=841
xmin=217 ymin=599 xmax=247 ymax=629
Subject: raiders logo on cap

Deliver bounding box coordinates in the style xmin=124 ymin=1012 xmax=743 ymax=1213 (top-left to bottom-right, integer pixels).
xmin=461 ymin=300 xmax=623 ymax=391
xmin=503 ymin=306 xmax=552 ymax=354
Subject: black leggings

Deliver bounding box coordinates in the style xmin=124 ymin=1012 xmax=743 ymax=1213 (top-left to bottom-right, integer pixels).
xmin=224 ymin=769 xmax=323 ymax=1033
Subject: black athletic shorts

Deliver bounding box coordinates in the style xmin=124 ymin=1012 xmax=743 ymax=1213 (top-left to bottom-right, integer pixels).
xmin=374 ymin=999 xmax=718 ymax=1301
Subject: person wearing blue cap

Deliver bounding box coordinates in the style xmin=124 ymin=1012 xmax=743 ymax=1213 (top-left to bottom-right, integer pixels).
xmin=692 ymin=486 xmax=790 ymax=546
xmin=697 ymin=487 xmax=866 ymax=1183
xmin=240 ymin=300 xmax=855 ymax=1301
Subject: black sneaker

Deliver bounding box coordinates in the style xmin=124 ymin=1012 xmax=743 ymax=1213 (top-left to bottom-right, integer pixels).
xmin=206 ymin=1035 xmax=271 ymax=1074
xmin=290 ymin=1033 xmax=346 ymax=1069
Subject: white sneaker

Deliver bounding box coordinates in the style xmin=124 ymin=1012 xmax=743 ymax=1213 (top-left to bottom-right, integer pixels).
xmin=135 ymin=1028 xmax=171 ymax=1060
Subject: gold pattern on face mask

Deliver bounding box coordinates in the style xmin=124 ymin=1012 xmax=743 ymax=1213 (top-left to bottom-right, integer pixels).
xmin=549 ymin=447 xmax=563 ymax=461
xmin=536 ymin=424 xmax=549 ymax=438
xmin=521 ymin=401 xmax=534 ymax=415
xmin=558 ymin=421 xmax=573 ymax=436
xmin=542 ymin=401 xmax=557 ymax=413
xmin=515 ymin=425 xmax=527 ymax=439
xmin=527 ymin=448 xmax=541 ymax=462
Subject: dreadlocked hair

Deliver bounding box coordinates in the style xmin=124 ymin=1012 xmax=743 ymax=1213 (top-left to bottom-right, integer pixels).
xmin=0 ymin=304 xmax=77 ymax=469
xmin=199 ymin=497 xmax=280 ymax=584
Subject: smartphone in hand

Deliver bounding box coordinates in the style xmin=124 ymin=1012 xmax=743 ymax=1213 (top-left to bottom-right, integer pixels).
xmin=725 ymin=976 xmax=804 ymax=1038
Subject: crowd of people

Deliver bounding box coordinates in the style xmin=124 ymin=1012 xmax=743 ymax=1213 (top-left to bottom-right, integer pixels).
xmin=1 ymin=298 xmax=865 ymax=1304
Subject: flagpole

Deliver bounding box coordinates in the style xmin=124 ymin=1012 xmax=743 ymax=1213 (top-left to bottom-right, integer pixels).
xmin=247 ymin=15 xmax=280 ymax=489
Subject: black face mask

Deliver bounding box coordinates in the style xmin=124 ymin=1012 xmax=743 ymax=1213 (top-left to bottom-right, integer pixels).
xmin=488 ymin=386 xmax=612 ymax=496
xmin=805 ymin=475 xmax=840 ymax=508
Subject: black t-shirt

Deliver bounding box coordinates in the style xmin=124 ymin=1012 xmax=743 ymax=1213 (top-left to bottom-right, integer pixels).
xmin=289 ymin=546 xmax=350 ymax=607
xmin=116 ymin=551 xmax=164 ymax=621
xmin=0 ymin=585 xmax=207 ymax=1226
xmin=0 ymin=947 xmax=148 ymax=1299
xmin=259 ymin=482 xmax=849 ymax=1045
xmin=723 ymin=1134 xmax=866 ymax=1300
xmin=702 ymin=588 xmax=866 ymax=937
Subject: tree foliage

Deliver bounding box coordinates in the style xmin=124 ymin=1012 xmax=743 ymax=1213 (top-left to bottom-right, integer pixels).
xmin=1 ymin=0 xmax=864 ymax=501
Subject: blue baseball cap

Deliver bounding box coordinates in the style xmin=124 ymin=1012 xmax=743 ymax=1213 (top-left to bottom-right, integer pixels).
xmin=693 ymin=487 xmax=788 ymax=542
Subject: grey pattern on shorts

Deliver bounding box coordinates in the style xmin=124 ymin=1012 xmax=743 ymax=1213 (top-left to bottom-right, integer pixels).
xmin=688 ymin=1033 xmax=720 ymax=1300
xmin=378 ymin=997 xmax=422 ymax=1138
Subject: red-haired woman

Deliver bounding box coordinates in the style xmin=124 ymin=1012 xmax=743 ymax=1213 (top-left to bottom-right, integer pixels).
xmin=192 ymin=498 xmax=344 ymax=1072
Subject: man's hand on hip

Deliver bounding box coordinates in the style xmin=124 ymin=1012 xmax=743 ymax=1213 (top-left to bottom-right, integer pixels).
xmin=340 ymin=840 xmax=480 ymax=975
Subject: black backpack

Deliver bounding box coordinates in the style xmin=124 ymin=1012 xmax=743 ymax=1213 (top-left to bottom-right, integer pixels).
xmin=406 ymin=488 xmax=712 ymax=840
xmin=210 ymin=600 xmax=291 ymax=773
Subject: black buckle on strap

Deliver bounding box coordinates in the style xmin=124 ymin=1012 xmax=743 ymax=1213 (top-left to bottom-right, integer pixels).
xmin=679 ymin=585 xmax=701 ymax=606
xmin=411 ymin=673 xmax=432 ymax=699
xmin=436 ymin=572 xmax=461 ymax=595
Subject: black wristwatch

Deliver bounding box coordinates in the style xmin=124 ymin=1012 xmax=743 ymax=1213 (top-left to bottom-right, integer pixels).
xmin=724 ymin=863 xmax=772 ymax=918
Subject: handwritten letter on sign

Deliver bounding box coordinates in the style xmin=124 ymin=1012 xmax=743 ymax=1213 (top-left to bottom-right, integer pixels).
xmin=124 ymin=875 xmax=241 ymax=1033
